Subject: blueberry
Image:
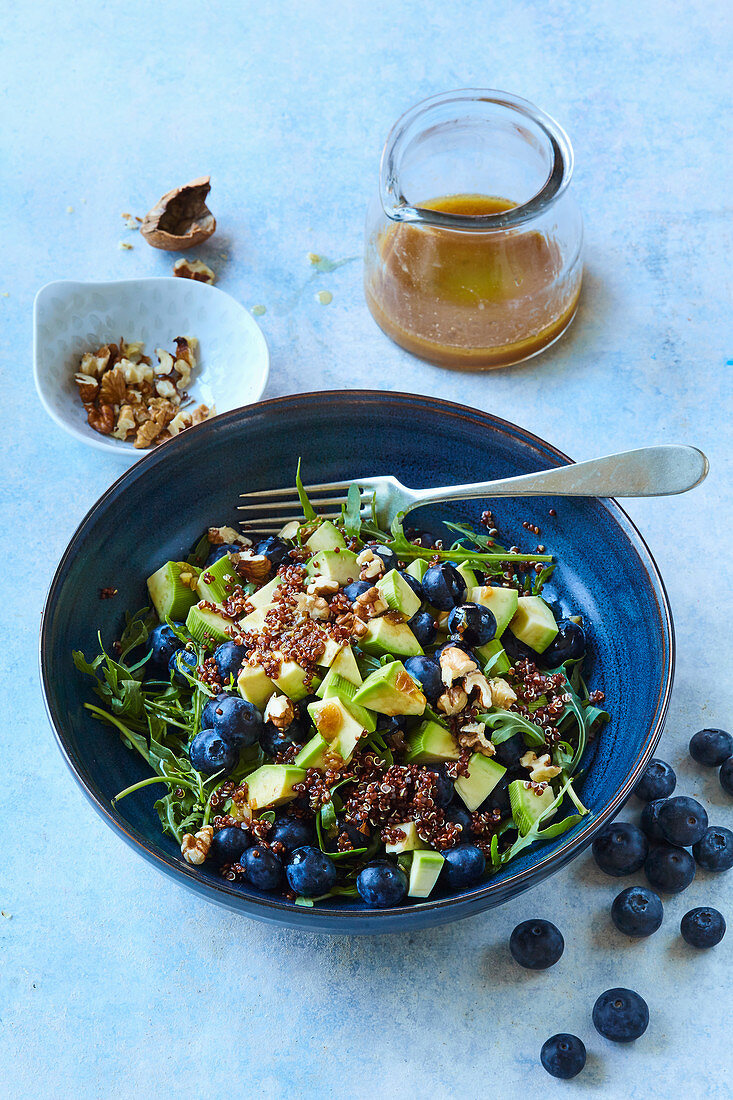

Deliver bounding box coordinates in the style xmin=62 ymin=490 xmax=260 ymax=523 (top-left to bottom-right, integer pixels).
xmin=209 ymin=825 xmax=251 ymax=865
xmin=356 ymin=861 xmax=408 ymax=907
xmin=213 ymin=641 xmax=248 ymax=683
xmin=593 ymin=988 xmax=649 ymax=1042
xmin=492 ymin=732 xmax=526 ymax=769
xmin=721 ymin=757 xmax=733 ymax=797
xmin=657 ymin=796 xmax=708 ymax=847
xmin=343 ymin=580 xmax=373 ymax=603
xmin=379 ymin=714 xmax=408 ymax=738
xmin=592 ymin=822 xmax=648 ymax=876
xmin=269 ymin=816 xmax=315 ymax=853
xmin=285 ymin=846 xmax=338 ymax=897
xmin=634 ymin=758 xmax=676 ymax=802
xmin=680 ymin=906 xmax=726 ymax=948
xmin=260 ymin=717 xmax=308 ymax=756
xmin=407 ymin=610 xmax=437 ymax=647
xmin=421 ymin=562 xmax=466 ymax=611
xmin=689 ymin=727 xmax=733 ymax=767
xmin=639 ymin=799 xmax=667 ymax=842
xmin=425 ymin=764 xmax=454 ymax=808
xmin=538 ymin=619 xmax=585 ymax=668
xmin=540 ymin=1034 xmax=586 ymax=1080
xmin=479 ymin=775 xmax=511 ymax=816
xmin=399 ymin=570 xmax=424 ymax=600
xmin=408 ymin=529 xmax=437 ymax=548
xmin=445 ymin=801 xmax=473 ymax=834
xmin=446 ymin=603 xmax=497 ymax=647
xmin=692 ymin=826 xmax=733 ymax=872
xmin=254 ymin=536 xmax=290 ymax=569
xmin=202 ymin=691 xmax=234 ymax=729
xmin=501 ymin=629 xmax=540 ymax=664
xmin=169 ymin=647 xmax=198 ymax=686
xmin=211 ymin=695 xmax=263 ymax=750
xmin=611 ymin=886 xmax=664 ymax=937
xmin=644 ymin=843 xmax=695 ymax=893
xmin=440 ymin=844 xmax=486 ymax=889
xmin=189 ymin=728 xmax=239 ymax=776
xmin=509 ymin=919 xmax=564 ymax=970
xmin=147 ymin=623 xmax=184 ymax=676
xmin=205 ymin=543 xmax=241 ymax=566
xmin=243 ymin=845 xmax=283 ymax=891
xmin=404 ymin=655 xmax=443 ymax=704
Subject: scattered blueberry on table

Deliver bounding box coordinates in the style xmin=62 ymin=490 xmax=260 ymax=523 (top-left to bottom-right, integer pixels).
xmin=639 ymin=798 xmax=667 ymax=842
xmin=657 ymin=796 xmax=708 ymax=847
xmin=592 ymin=988 xmax=649 ymax=1043
xmin=633 ymin=758 xmax=676 ymax=801
xmin=692 ymin=825 xmax=733 ymax=872
xmin=680 ymin=907 xmax=726 ymax=949
xmin=540 ymin=1033 xmax=586 ymax=1079
xmin=611 ymin=886 xmax=664 ymax=937
xmin=688 ymin=727 xmax=733 ymax=767
xmin=719 ymin=757 xmax=733 ymax=797
xmin=592 ymin=821 xmax=648 ymax=876
xmin=509 ymin=919 xmax=564 ymax=970
xmin=644 ymin=843 xmax=696 ymax=894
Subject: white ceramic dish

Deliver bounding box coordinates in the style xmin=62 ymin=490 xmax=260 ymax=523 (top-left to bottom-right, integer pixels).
xmin=33 ymin=277 xmax=269 ymax=460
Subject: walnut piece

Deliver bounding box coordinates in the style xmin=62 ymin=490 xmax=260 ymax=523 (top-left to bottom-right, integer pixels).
xmin=264 ymin=694 xmax=295 ymax=730
xmin=463 ymin=670 xmax=493 ymax=708
xmin=87 ymin=404 xmax=115 ymax=434
xmin=74 ymin=373 xmax=98 ymax=403
xmin=295 ymin=593 xmax=331 ymax=621
xmin=489 ymin=678 xmax=517 ymax=709
xmin=180 ymin=825 xmax=214 ymax=865
xmin=437 ymin=685 xmax=469 ymax=716
xmin=140 ymin=177 xmax=216 ymax=251
xmin=439 ymin=646 xmax=478 ymax=687
xmin=134 ymin=419 xmax=162 ymax=448
xmin=306 ymin=576 xmax=340 ymax=598
xmin=112 ymin=404 xmax=136 ymax=441
xmin=173 ymin=258 xmax=215 ymax=284
xmin=520 ymin=751 xmax=562 ymax=783
xmin=356 ymin=547 xmax=385 ymax=581
xmin=208 ymin=525 xmax=245 ymax=546
xmin=458 ymin=721 xmax=496 ymax=756
xmin=231 ymin=551 xmax=271 ymax=583
xmin=98 ymin=365 xmax=128 ymax=406
xmin=353 ymin=585 xmax=388 ymax=620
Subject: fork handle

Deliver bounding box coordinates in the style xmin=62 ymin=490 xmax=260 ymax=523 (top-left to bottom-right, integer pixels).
xmin=410 ymin=445 xmax=709 ymax=505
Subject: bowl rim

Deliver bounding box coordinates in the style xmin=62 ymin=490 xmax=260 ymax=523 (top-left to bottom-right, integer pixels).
xmin=40 ymin=390 xmax=675 ymax=930
xmin=32 ymin=276 xmax=270 ymax=458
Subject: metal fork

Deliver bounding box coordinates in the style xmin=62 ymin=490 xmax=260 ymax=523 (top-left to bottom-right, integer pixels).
xmin=237 ymin=445 xmax=708 ymax=533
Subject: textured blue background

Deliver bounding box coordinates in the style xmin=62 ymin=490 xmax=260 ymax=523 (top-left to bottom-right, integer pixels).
xmin=1 ymin=1 xmax=731 ymax=1096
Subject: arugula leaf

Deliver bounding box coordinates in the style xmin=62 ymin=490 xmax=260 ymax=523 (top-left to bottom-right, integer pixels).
xmin=477 ymin=709 xmax=546 ymax=747
xmin=382 ymin=512 xmax=553 ymax=567
xmin=187 ymin=532 xmax=212 ymax=568
xmin=531 ymin=563 xmax=556 ymax=595
xmin=73 ymin=650 xmax=104 ymax=676
xmin=118 ymin=607 xmax=158 ymax=660
xmin=295 ymin=458 xmax=317 ymax=522
xmin=343 ymin=482 xmax=362 ymax=540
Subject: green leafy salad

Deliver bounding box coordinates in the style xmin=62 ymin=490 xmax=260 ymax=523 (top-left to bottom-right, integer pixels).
xmin=74 ymin=470 xmax=608 ymax=909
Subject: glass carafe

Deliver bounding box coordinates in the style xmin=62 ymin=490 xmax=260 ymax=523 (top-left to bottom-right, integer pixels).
xmin=364 ymin=90 xmax=583 ymax=370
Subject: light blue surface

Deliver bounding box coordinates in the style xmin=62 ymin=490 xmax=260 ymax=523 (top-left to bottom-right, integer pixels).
xmin=1 ymin=1 xmax=731 ymax=1096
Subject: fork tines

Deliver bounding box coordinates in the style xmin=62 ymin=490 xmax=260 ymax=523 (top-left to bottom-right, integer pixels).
xmin=237 ymin=479 xmax=359 ymax=534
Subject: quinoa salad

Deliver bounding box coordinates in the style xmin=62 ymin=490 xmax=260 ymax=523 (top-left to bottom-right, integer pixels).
xmin=75 ymin=470 xmax=608 ymax=909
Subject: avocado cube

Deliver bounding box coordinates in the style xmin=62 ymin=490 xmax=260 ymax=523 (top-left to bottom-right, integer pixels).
xmin=352 ymin=661 xmax=426 ymax=717
xmin=409 ymin=850 xmax=445 ymax=898
xmin=320 ymin=673 xmax=376 ymax=731
xmin=475 ymin=638 xmax=512 ymax=676
xmin=245 ymin=765 xmax=305 ymax=811
xmin=468 ymin=586 xmax=519 ymax=637
xmin=239 ymin=607 xmax=268 ymax=634
xmin=457 ymin=563 xmax=480 ymax=589
xmin=248 ymin=576 xmax=284 ymax=611
xmin=196 ymin=553 xmax=240 ymax=604
xmin=509 ymin=596 xmax=559 ymax=653
xmin=454 ymin=753 xmax=507 ymax=811
xmin=294 ymin=733 xmax=330 ymax=769
xmin=328 ymin=645 xmax=362 ymax=685
xmin=406 ymin=558 xmax=429 ymax=582
xmin=509 ymin=780 xmax=557 ymax=835
xmin=359 ymin=615 xmax=423 ymax=658
xmin=271 ymin=657 xmax=320 ymax=701
xmin=307 ymin=697 xmax=368 ymax=762
xmin=305 ymin=520 xmax=347 ymax=553
xmin=384 ymin=821 xmax=427 ymax=854
xmin=318 ymin=637 xmax=345 ymax=668
xmin=404 ymin=720 xmax=460 ymax=763
xmin=376 ymin=569 xmax=421 ymax=619
xmin=306 ymin=548 xmax=359 ymax=585
xmin=237 ymin=664 xmax=276 ymax=710
xmin=185 ymin=602 xmax=235 ymax=645
xmin=147 ymin=561 xmax=200 ymax=621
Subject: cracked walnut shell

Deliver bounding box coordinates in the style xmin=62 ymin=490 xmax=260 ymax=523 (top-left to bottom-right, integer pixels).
xmin=140 ymin=176 xmax=216 ymax=251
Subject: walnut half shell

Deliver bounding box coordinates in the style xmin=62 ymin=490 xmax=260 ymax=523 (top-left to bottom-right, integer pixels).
xmin=140 ymin=177 xmax=216 ymax=251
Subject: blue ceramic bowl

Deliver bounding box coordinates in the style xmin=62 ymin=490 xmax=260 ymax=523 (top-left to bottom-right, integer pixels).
xmin=41 ymin=392 xmax=674 ymax=933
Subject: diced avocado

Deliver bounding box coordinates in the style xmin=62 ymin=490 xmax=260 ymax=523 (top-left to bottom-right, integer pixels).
xmin=328 ymin=645 xmax=361 ymax=684
xmin=321 ymin=673 xmax=376 ymax=732
xmin=406 ymin=558 xmax=429 ymax=582
xmin=509 ymin=596 xmax=559 ymax=653
xmin=196 ymin=553 xmax=240 ymax=604
xmin=352 ymin=662 xmax=426 ymax=717
xmin=147 ymin=560 xmax=200 ymax=621
xmin=245 ymin=764 xmax=305 ymax=811
xmin=237 ymin=664 xmax=276 ymax=710
xmin=305 ymin=520 xmax=347 ymax=553
xmin=248 ymin=576 xmax=284 ymax=611
xmin=469 ymin=586 xmax=519 ymax=637
xmin=509 ymin=779 xmax=557 ymax=835
xmin=360 ymin=614 xmax=423 ymax=658
xmin=294 ymin=733 xmax=330 ymax=768
xmin=307 ymin=697 xmax=368 ymax=762
xmin=404 ymin=720 xmax=460 ymax=763
xmin=271 ymin=657 xmax=319 ymax=702
xmin=384 ymin=821 xmax=427 ymax=854
xmin=318 ymin=637 xmax=345 ymax=668
xmin=239 ymin=607 xmax=268 ymax=634
xmin=454 ymin=753 xmax=507 ymax=812
xmin=457 ymin=563 xmax=480 ymax=589
xmin=306 ymin=548 xmax=359 ymax=585
xmin=185 ymin=602 xmax=235 ymax=645
xmin=408 ymin=850 xmax=445 ymax=898
xmin=475 ymin=638 xmax=512 ymax=675
xmin=376 ymin=569 xmax=421 ymax=619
